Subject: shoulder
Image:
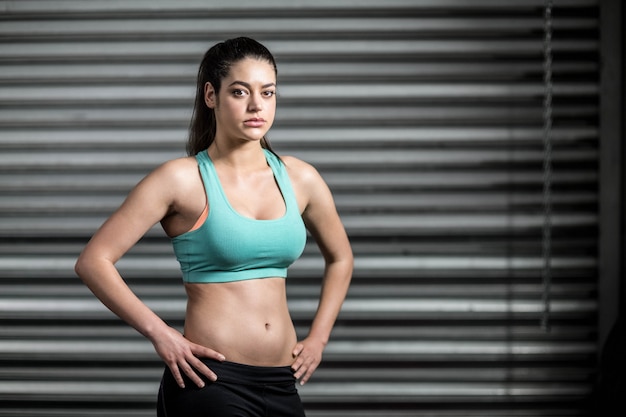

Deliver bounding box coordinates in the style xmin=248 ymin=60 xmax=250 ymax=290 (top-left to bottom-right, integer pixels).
xmin=280 ymin=155 xmax=322 ymax=186
xmin=149 ymin=155 xmax=198 ymax=184
xmin=156 ymin=155 xmax=198 ymax=174
xmin=133 ymin=155 xmax=204 ymax=218
xmin=134 ymin=155 xmax=200 ymax=202
xmin=280 ymin=155 xmax=333 ymax=209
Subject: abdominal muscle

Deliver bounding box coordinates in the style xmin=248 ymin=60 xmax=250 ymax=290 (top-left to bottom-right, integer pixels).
xmin=183 ymin=277 xmax=297 ymax=366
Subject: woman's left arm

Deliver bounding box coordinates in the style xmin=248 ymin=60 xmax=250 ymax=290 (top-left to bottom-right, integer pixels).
xmin=288 ymin=159 xmax=354 ymax=385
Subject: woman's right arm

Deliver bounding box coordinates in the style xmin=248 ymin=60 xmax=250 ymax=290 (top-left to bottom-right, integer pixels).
xmin=74 ymin=159 xmax=224 ymax=388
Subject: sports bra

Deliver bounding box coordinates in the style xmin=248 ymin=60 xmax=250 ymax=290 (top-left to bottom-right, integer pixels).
xmin=170 ymin=149 xmax=307 ymax=283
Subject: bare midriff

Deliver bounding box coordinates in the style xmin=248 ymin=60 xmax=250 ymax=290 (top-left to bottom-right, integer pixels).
xmin=183 ymin=277 xmax=297 ymax=366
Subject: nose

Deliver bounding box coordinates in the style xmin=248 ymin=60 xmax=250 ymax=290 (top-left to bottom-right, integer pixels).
xmin=248 ymin=93 xmax=263 ymax=112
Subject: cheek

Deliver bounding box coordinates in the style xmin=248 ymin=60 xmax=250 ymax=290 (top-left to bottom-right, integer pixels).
xmin=218 ymin=99 xmax=242 ymax=115
xmin=267 ymin=100 xmax=277 ymax=116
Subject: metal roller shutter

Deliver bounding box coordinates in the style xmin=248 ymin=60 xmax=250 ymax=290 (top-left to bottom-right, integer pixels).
xmin=0 ymin=1 xmax=599 ymax=416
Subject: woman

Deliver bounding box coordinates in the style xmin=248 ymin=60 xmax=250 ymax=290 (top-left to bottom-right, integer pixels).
xmin=74 ymin=37 xmax=353 ymax=416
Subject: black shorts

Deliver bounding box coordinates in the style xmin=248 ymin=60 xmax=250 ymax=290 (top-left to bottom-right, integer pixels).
xmin=157 ymin=359 xmax=306 ymax=417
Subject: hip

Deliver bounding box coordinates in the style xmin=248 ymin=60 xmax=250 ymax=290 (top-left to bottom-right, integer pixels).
xmin=157 ymin=359 xmax=306 ymax=417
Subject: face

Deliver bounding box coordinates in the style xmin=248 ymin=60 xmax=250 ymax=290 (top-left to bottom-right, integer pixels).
xmin=204 ymin=58 xmax=277 ymax=144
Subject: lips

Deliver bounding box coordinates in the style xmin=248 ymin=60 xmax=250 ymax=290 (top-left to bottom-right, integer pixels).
xmin=244 ymin=118 xmax=265 ymax=128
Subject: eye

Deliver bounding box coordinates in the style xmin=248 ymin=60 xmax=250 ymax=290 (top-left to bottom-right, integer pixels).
xmin=262 ymin=90 xmax=276 ymax=98
xmin=231 ymin=89 xmax=247 ymax=97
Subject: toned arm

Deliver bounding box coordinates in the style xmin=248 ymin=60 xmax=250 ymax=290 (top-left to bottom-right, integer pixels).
xmin=284 ymin=157 xmax=354 ymax=384
xmin=74 ymin=157 xmax=224 ymax=388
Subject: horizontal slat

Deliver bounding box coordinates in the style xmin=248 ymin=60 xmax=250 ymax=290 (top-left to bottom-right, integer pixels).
xmin=0 ymin=126 xmax=600 ymax=147
xmin=0 ymin=381 xmax=592 ymax=404
xmin=0 ymin=215 xmax=599 ymax=238
xmin=3 ymin=17 xmax=598 ymax=38
xmin=0 ymin=62 xmax=599 ymax=84
xmin=0 ymin=0 xmax=598 ymax=15
xmin=0 ymin=83 xmax=598 ymax=103
xmin=0 ymin=40 xmax=599 ymax=62
xmin=0 ymin=410 xmax=591 ymax=417
xmin=0 ymin=338 xmax=596 ymax=361
xmin=0 ymin=323 xmax=597 ymax=340
xmin=0 ymin=171 xmax=598 ymax=193
xmin=0 ymin=365 xmax=594 ymax=385
xmin=0 ymin=296 xmax=597 ymax=321
xmin=0 ymin=254 xmax=598 ymax=279
xmin=0 ymin=109 xmax=598 ymax=131
xmin=0 ymin=150 xmax=599 ymax=171
xmin=0 ymin=192 xmax=598 ymax=215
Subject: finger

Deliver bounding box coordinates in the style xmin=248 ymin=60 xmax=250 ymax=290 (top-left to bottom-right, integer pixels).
xmin=292 ymin=343 xmax=304 ymax=357
xmin=206 ymin=350 xmax=226 ymax=362
xmin=179 ymin=360 xmax=206 ymax=389
xmin=291 ymin=356 xmax=304 ymax=373
xmin=292 ymin=355 xmax=309 ymax=378
xmin=188 ymin=356 xmax=219 ymax=383
xmin=294 ymin=363 xmax=309 ymax=383
xmin=300 ymin=362 xmax=319 ymax=385
xmin=290 ymin=344 xmax=305 ymax=372
xmin=191 ymin=343 xmax=226 ymax=362
xmin=294 ymin=366 xmax=304 ymax=380
xmin=167 ymin=362 xmax=186 ymax=389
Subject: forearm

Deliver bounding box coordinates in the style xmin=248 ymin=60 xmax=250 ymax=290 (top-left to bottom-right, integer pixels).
xmin=307 ymin=258 xmax=353 ymax=344
xmin=75 ymin=256 xmax=169 ymax=342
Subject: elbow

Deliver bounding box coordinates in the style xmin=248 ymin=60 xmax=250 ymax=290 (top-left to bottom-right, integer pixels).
xmin=338 ymin=247 xmax=354 ymax=275
xmin=325 ymin=252 xmax=353 ymax=272
xmin=74 ymin=254 xmax=87 ymax=281
xmin=345 ymin=249 xmax=355 ymax=275
xmin=74 ymin=251 xmax=96 ymax=284
xmin=347 ymin=257 xmax=355 ymax=280
xmin=335 ymin=253 xmax=354 ymax=282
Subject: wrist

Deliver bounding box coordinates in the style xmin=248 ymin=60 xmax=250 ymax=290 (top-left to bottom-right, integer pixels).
xmin=140 ymin=317 xmax=170 ymax=343
xmin=307 ymin=330 xmax=330 ymax=346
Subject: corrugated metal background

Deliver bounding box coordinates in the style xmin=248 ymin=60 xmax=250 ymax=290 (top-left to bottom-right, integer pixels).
xmin=0 ymin=0 xmax=599 ymax=416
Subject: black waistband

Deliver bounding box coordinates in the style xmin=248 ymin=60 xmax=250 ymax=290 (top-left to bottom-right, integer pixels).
xmin=202 ymin=359 xmax=296 ymax=386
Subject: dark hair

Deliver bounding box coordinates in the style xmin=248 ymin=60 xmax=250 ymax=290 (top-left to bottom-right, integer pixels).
xmin=186 ymin=37 xmax=278 ymax=156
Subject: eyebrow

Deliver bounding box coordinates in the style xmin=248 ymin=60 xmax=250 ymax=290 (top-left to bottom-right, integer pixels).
xmin=228 ymin=81 xmax=276 ymax=89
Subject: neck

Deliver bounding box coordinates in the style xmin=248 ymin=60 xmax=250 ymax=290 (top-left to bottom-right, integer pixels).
xmin=207 ymin=141 xmax=267 ymax=171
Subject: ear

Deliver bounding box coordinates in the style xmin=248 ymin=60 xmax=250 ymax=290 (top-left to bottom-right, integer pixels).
xmin=204 ymin=82 xmax=216 ymax=108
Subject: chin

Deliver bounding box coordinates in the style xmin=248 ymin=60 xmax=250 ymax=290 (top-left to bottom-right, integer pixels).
xmin=244 ymin=132 xmax=268 ymax=142
xmin=239 ymin=136 xmax=265 ymax=144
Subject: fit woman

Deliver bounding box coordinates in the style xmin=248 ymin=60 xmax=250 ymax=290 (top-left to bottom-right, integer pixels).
xmin=74 ymin=37 xmax=353 ymax=416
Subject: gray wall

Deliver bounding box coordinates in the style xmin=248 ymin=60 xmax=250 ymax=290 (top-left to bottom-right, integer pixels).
xmin=0 ymin=1 xmax=607 ymax=416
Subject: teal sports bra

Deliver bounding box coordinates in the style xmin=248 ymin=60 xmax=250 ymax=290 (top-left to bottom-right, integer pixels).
xmin=171 ymin=149 xmax=307 ymax=283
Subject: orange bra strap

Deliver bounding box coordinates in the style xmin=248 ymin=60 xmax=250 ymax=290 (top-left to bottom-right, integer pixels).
xmin=190 ymin=204 xmax=208 ymax=232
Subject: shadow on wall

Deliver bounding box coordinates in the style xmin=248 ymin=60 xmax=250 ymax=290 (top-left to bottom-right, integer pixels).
xmin=592 ymin=314 xmax=626 ymax=416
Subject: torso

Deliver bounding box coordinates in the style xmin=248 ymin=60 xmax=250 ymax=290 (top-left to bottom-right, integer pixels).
xmin=160 ymin=149 xmax=306 ymax=366
xmin=183 ymin=278 xmax=297 ymax=365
